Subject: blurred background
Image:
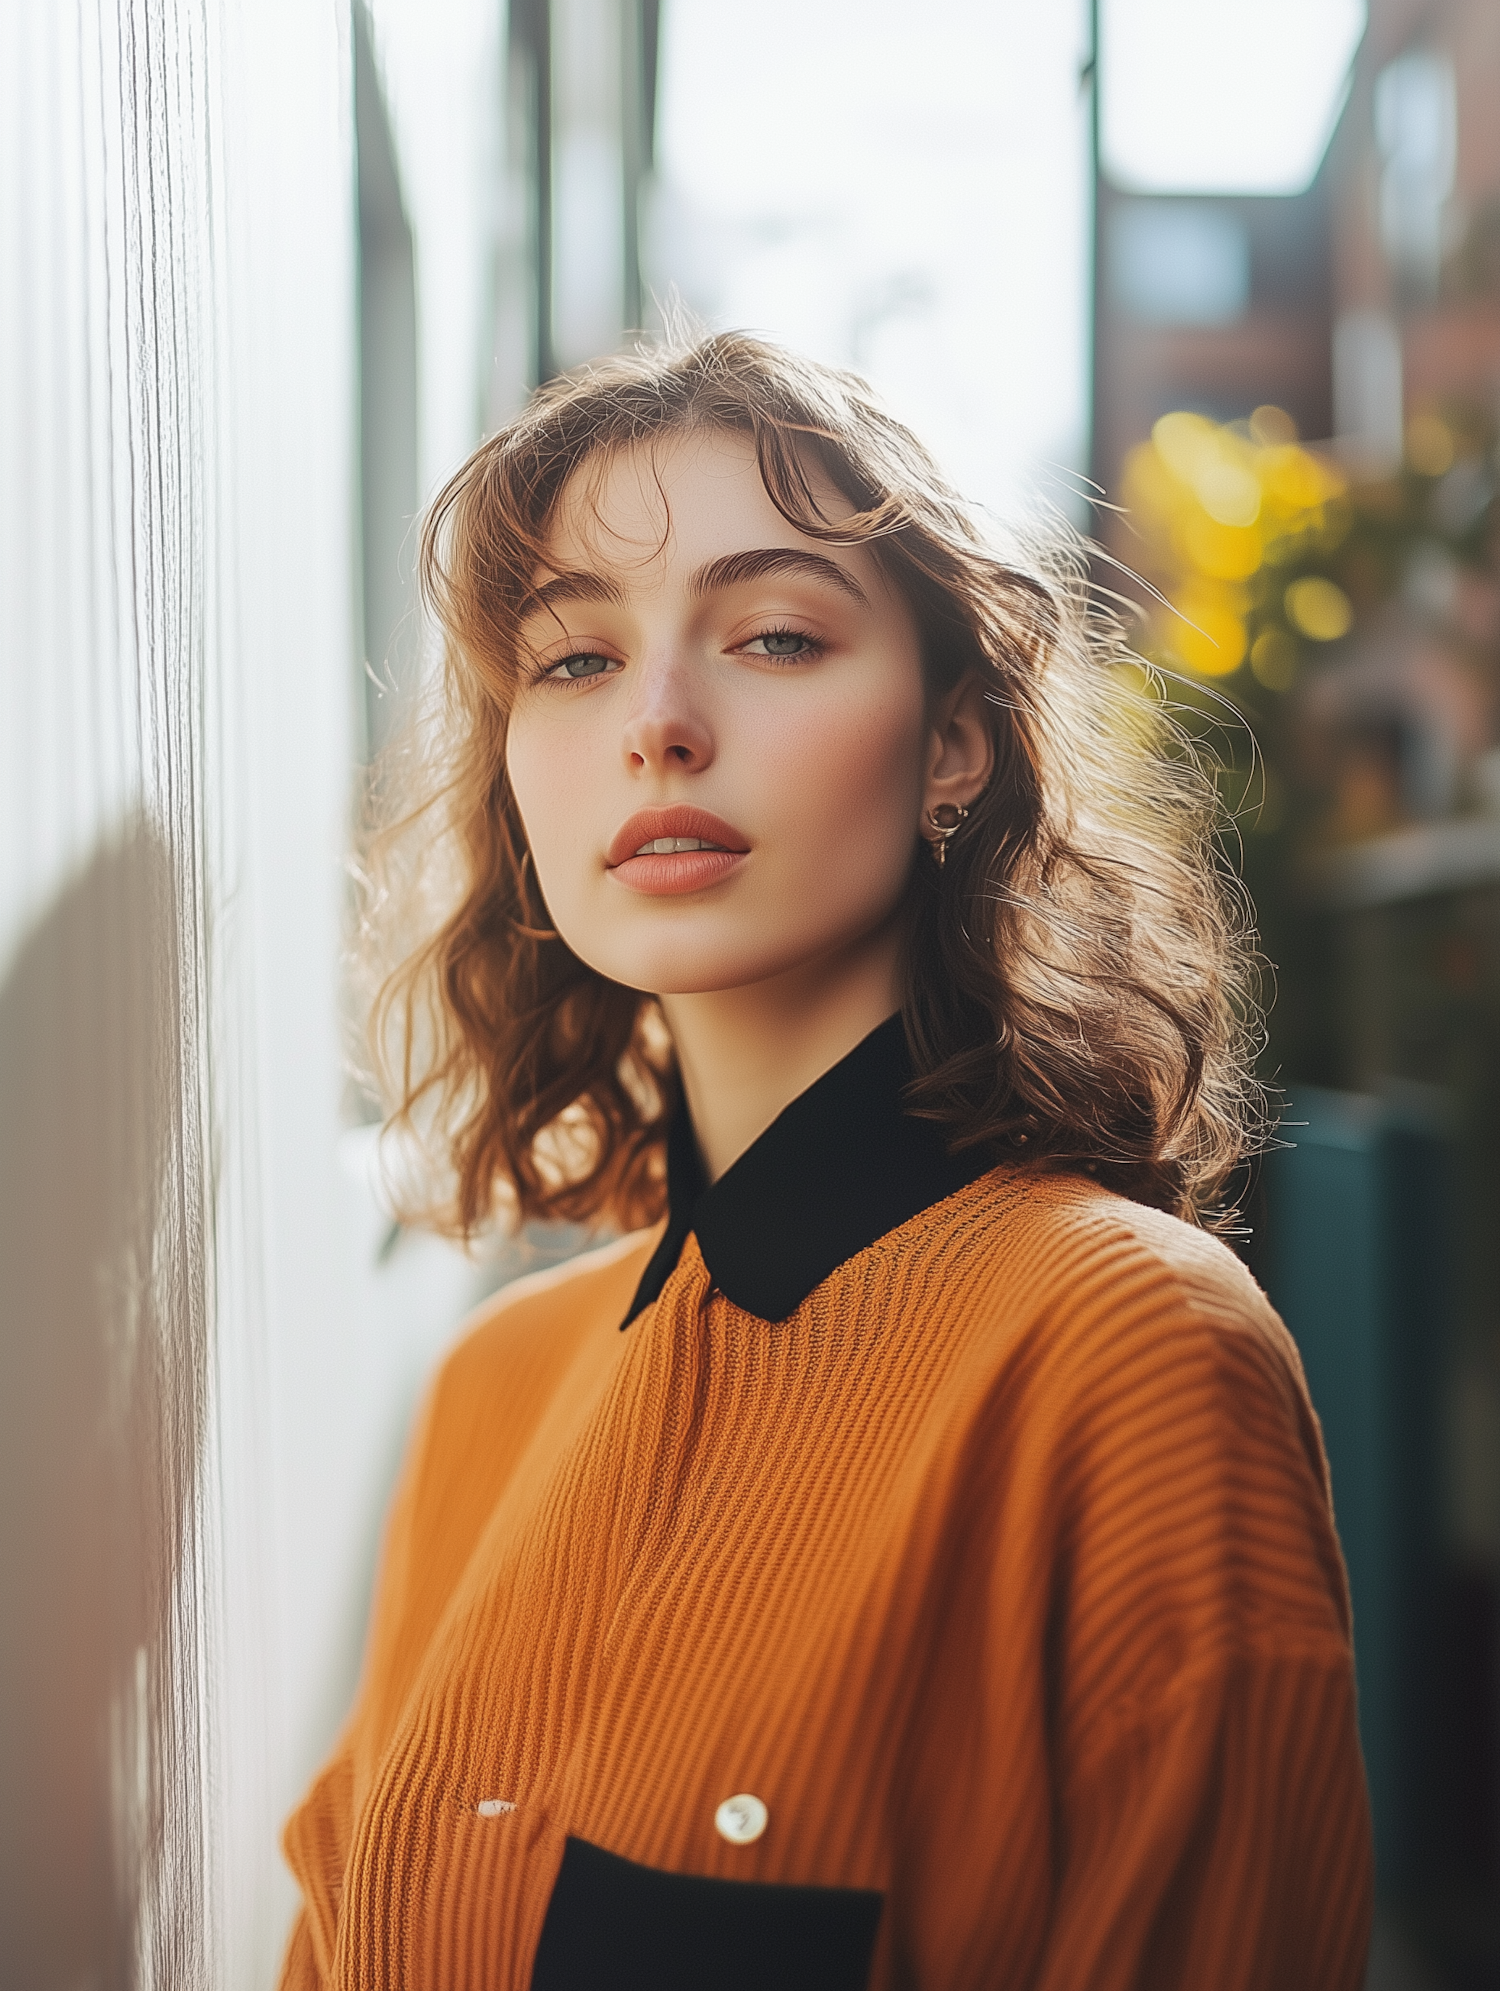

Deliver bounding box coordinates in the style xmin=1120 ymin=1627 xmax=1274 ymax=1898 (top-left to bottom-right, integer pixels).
xmin=0 ymin=0 xmax=1495 ymax=1984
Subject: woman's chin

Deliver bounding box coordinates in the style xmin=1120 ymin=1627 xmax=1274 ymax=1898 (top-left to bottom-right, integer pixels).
xmin=571 ymin=938 xmax=812 ymax=1001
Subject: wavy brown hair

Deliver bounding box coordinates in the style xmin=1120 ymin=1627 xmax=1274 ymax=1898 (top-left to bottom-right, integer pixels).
xmin=361 ymin=332 xmax=1266 ymax=1237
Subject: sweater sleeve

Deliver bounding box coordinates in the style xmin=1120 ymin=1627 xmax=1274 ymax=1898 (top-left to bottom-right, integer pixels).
xmin=1026 ymin=1241 xmax=1374 ymax=1990
xmin=902 ymin=1219 xmax=1373 ymax=1991
xmin=1032 ymin=1649 xmax=1370 ymax=1989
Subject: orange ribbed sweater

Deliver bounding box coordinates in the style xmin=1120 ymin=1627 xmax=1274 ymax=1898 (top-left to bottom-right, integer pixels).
xmin=280 ymin=1168 xmax=1372 ymax=1989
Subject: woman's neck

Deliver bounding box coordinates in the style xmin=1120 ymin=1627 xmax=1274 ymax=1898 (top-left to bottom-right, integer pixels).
xmin=658 ymin=925 xmax=904 ymax=1183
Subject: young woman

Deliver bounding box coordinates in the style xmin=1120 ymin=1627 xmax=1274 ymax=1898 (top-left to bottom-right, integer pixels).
xmin=280 ymin=335 xmax=1372 ymax=1989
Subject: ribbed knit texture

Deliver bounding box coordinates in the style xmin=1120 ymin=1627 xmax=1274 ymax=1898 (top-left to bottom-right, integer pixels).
xmin=280 ymin=1168 xmax=1373 ymax=1989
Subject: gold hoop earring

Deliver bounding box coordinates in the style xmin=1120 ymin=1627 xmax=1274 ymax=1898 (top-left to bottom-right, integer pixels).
xmin=924 ymin=803 xmax=969 ymax=868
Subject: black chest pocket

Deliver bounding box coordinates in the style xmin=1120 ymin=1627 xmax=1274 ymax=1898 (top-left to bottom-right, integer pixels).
xmin=530 ymin=1836 xmax=883 ymax=1991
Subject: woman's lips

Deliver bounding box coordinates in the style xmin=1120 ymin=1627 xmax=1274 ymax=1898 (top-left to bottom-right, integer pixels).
xmin=611 ymin=848 xmax=745 ymax=895
xmin=607 ymin=806 xmax=749 ymax=896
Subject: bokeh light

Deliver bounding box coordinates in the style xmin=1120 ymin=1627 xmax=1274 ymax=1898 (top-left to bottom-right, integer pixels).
xmin=1122 ymin=409 xmax=1349 ymax=685
xmin=1285 ymin=574 xmax=1355 ymax=640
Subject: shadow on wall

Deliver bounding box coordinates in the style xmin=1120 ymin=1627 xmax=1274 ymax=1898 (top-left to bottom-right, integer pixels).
xmin=0 ymin=821 xmax=210 ymax=1985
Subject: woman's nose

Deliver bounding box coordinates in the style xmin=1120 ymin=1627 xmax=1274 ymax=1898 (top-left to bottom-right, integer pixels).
xmin=619 ymin=656 xmax=714 ymax=774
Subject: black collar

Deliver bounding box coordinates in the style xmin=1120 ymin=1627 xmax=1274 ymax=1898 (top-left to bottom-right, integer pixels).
xmin=622 ymin=1014 xmax=996 ymax=1327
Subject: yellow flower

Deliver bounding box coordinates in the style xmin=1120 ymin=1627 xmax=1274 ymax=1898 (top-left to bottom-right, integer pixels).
xmin=1178 ymin=515 xmax=1263 ymax=580
xmin=1123 ymin=410 xmax=1352 ymax=682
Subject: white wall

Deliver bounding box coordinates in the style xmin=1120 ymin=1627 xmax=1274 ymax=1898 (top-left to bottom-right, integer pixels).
xmin=0 ymin=3 xmax=492 ymax=1981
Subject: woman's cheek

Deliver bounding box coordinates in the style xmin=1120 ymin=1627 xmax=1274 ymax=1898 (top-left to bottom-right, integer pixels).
xmin=774 ymin=695 xmax=923 ymax=889
xmin=505 ymin=722 xmax=586 ymax=917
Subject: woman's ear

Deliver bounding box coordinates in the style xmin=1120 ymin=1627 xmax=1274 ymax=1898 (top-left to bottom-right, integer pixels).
xmin=923 ymin=673 xmax=994 ymax=819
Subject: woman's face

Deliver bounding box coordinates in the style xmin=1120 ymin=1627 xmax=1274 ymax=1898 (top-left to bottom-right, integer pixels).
xmin=505 ymin=429 xmax=942 ymax=1000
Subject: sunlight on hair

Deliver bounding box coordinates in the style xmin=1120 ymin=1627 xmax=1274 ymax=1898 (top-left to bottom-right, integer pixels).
xmin=359 ymin=336 xmax=1268 ymax=1238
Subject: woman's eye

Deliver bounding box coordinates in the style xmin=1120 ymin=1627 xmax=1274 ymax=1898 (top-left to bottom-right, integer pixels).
xmin=547 ymin=652 xmax=621 ymax=681
xmin=743 ymin=629 xmax=819 ymax=660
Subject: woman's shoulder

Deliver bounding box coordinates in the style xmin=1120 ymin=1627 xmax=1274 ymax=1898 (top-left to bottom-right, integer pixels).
xmin=960 ymin=1161 xmax=1276 ymax=1315
xmin=939 ymin=1173 xmax=1356 ymax=1791
xmin=948 ymin=1165 xmax=1310 ymax=1422
xmin=369 ymin=1226 xmax=663 ymax=1644
xmin=426 ymin=1223 xmax=661 ymax=1432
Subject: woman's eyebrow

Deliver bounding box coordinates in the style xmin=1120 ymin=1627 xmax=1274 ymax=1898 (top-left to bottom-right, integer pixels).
xmin=525 ymin=569 xmax=629 ymax=618
xmin=689 ymin=548 xmax=870 ymax=605
xmin=523 ymin=547 xmax=869 ymax=621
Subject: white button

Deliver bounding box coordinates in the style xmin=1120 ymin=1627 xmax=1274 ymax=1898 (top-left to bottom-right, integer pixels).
xmin=476 ymin=1797 xmax=515 ymax=1818
xmin=715 ymin=1792 xmax=768 ymax=1844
